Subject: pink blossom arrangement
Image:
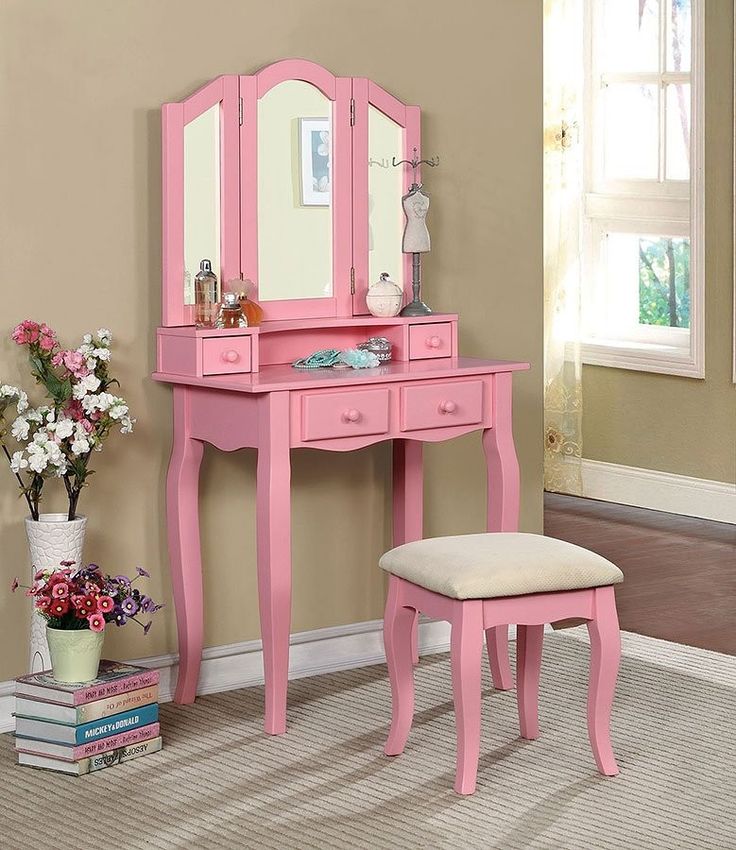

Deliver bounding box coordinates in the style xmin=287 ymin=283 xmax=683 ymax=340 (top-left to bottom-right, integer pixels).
xmin=0 ymin=322 xmax=134 ymax=520
xmin=12 ymin=561 xmax=162 ymax=633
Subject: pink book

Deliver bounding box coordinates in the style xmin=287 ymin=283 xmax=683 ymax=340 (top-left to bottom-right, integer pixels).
xmin=15 ymin=722 xmax=160 ymax=762
xmin=15 ymin=660 xmax=159 ymax=706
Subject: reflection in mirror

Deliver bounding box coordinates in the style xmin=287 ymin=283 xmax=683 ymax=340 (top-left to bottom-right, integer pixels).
xmin=258 ymin=81 xmax=333 ymax=301
xmin=368 ymin=105 xmax=404 ymax=289
xmin=183 ymin=104 xmax=221 ymax=305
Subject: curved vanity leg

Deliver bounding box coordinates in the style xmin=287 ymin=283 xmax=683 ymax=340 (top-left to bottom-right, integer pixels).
xmin=167 ymin=387 xmax=205 ymax=705
xmin=516 ymin=624 xmax=544 ymax=739
xmin=483 ymin=372 xmax=520 ymax=690
xmin=392 ymin=439 xmax=423 ymax=665
xmin=384 ymin=577 xmax=416 ymax=756
xmin=257 ymin=392 xmax=292 ymax=736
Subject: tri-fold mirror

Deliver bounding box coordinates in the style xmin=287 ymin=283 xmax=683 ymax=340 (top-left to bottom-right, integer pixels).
xmin=162 ymin=60 xmax=420 ymax=326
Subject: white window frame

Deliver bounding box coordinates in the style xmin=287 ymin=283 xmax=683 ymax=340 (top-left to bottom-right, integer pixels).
xmin=581 ymin=0 xmax=705 ymax=378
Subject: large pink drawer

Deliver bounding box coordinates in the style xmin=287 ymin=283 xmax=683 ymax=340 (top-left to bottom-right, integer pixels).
xmin=202 ymin=336 xmax=252 ymax=376
xmin=400 ymin=380 xmax=484 ymax=432
xmin=408 ymin=322 xmax=453 ymax=360
xmin=301 ymin=389 xmax=390 ymax=442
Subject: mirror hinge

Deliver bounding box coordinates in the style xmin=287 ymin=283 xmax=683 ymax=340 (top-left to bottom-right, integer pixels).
xmin=239 ymin=97 xmax=243 ymax=126
xmin=349 ymin=98 xmax=355 ymax=127
xmin=350 ymin=267 xmax=355 ymax=294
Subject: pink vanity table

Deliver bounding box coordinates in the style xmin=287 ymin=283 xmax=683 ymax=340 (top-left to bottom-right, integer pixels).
xmin=153 ymin=60 xmax=529 ymax=735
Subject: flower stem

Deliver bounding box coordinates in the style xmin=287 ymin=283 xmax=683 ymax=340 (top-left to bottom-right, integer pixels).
xmin=1 ymin=443 xmax=37 ymax=520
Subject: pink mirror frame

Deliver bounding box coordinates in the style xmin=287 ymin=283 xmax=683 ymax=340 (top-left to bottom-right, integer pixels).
xmin=161 ymin=60 xmax=420 ymax=327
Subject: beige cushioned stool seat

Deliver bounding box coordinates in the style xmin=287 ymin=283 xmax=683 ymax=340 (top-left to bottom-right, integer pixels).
xmin=379 ymin=533 xmax=623 ymax=600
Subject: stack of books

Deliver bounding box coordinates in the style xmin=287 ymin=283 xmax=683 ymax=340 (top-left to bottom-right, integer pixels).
xmin=14 ymin=660 xmax=162 ymax=775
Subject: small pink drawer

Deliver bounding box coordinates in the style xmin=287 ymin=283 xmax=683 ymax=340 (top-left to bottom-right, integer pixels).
xmin=301 ymin=389 xmax=390 ymax=442
xmin=408 ymin=322 xmax=453 ymax=360
xmin=202 ymin=336 xmax=252 ymax=376
xmin=400 ymin=380 xmax=484 ymax=432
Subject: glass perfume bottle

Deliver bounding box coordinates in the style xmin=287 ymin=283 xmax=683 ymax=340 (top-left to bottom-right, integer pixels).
xmin=194 ymin=259 xmax=218 ymax=328
xmin=239 ymin=279 xmax=264 ymax=326
xmin=216 ymin=292 xmax=248 ymax=329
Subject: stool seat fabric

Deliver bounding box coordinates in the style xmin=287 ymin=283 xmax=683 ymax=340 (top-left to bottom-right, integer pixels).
xmin=379 ymin=533 xmax=623 ymax=600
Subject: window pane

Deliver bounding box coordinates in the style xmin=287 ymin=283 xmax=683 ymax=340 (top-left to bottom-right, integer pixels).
xmin=604 ymin=84 xmax=658 ymax=179
xmin=638 ymin=235 xmax=690 ymax=327
xmin=600 ymin=0 xmax=659 ymax=72
xmin=667 ymin=0 xmax=691 ymax=72
xmin=666 ymin=83 xmax=690 ymax=180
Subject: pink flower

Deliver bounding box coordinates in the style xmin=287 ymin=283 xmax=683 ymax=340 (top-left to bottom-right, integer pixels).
xmin=35 ymin=594 xmax=52 ymax=611
xmin=10 ymin=578 xmax=19 ymax=593
xmin=51 ymin=582 xmax=69 ymax=599
xmin=38 ymin=324 xmax=56 ymax=351
xmin=11 ymin=320 xmax=40 ymax=345
xmin=88 ymin=613 xmax=105 ymax=632
xmin=81 ymin=418 xmax=94 ymax=433
xmin=96 ymin=595 xmax=114 ymax=614
xmin=54 ymin=349 xmax=88 ymax=377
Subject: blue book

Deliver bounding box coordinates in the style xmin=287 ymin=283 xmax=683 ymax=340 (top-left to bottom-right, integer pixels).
xmin=14 ymin=703 xmax=159 ymax=745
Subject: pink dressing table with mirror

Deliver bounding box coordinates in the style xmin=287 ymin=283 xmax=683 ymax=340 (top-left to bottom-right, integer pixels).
xmin=152 ymin=59 xmax=529 ymax=735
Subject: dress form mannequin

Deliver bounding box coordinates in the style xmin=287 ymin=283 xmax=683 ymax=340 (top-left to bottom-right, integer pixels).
xmin=400 ymin=184 xmax=432 ymax=316
xmin=402 ymin=187 xmax=431 ymax=253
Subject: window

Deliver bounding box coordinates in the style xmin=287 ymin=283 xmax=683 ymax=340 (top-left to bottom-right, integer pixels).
xmin=582 ymin=0 xmax=703 ymax=376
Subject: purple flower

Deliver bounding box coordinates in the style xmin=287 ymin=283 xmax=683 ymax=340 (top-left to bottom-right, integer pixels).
xmin=143 ymin=621 xmax=153 ymax=636
xmin=114 ymin=575 xmax=131 ymax=587
xmin=87 ymin=563 xmax=100 ymax=572
xmin=139 ymin=595 xmax=155 ymax=613
xmin=136 ymin=566 xmax=150 ymax=578
xmin=121 ymin=596 xmax=139 ymax=616
xmin=113 ymin=608 xmax=128 ymax=627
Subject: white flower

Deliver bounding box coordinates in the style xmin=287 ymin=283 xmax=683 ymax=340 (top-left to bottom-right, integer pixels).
xmin=96 ymin=328 xmax=111 ymax=345
xmin=25 ymin=406 xmax=46 ymax=424
xmin=46 ymin=409 xmax=56 ymax=424
xmin=120 ymin=416 xmax=135 ymax=434
xmin=11 ymin=416 xmax=30 ymax=441
xmin=78 ymin=342 xmax=94 ymax=357
xmin=93 ymin=347 xmax=110 ymax=362
xmin=71 ymin=436 xmax=91 ymax=455
xmin=108 ymin=400 xmax=128 ymax=421
xmin=72 ymin=374 xmax=101 ymax=400
xmin=86 ymin=357 xmax=97 ymax=371
xmin=10 ymin=451 xmax=27 ymax=473
xmin=55 ymin=417 xmax=75 ymax=440
xmin=26 ymin=444 xmax=49 ymax=473
xmin=0 ymin=385 xmax=29 ymax=414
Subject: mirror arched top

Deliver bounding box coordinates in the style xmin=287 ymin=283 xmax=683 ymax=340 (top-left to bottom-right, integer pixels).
xmin=161 ymin=60 xmax=420 ymax=327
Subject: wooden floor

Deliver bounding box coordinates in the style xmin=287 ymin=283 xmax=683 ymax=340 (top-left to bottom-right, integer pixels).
xmin=544 ymin=493 xmax=736 ymax=656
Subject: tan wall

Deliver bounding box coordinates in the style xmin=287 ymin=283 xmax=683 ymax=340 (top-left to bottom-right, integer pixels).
xmin=0 ymin=0 xmax=543 ymax=681
xmin=583 ymin=0 xmax=736 ymax=484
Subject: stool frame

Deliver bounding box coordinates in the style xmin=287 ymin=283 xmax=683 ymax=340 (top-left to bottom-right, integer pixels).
xmin=383 ymin=575 xmax=621 ymax=794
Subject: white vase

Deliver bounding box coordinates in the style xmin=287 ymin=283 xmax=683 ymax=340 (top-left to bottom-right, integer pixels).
xmin=46 ymin=626 xmax=104 ymax=684
xmin=25 ymin=513 xmax=88 ymax=672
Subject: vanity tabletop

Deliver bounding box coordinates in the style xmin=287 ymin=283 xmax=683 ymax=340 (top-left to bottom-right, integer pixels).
xmin=152 ymin=356 xmax=530 ymax=395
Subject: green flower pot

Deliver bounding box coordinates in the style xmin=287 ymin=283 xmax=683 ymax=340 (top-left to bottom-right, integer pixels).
xmin=46 ymin=626 xmax=104 ymax=684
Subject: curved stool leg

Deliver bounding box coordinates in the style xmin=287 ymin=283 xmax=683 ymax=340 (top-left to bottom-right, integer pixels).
xmin=451 ymin=600 xmax=485 ymax=795
xmin=516 ymin=624 xmax=544 ymax=739
xmin=485 ymin=625 xmax=514 ymax=690
xmin=384 ymin=577 xmax=417 ymax=756
xmin=587 ymin=586 xmax=621 ymax=776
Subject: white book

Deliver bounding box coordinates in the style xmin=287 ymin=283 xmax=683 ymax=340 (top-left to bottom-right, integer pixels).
xmin=18 ymin=736 xmax=163 ymax=775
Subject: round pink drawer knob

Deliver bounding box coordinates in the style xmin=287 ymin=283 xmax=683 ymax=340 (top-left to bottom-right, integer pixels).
xmin=426 ymin=335 xmax=442 ymax=349
xmin=222 ymin=349 xmax=240 ymax=364
xmin=439 ymin=400 xmax=457 ymax=414
xmin=342 ymin=409 xmax=362 ymax=423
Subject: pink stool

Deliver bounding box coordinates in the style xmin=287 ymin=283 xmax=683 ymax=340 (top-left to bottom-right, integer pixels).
xmin=380 ymin=533 xmax=624 ymax=794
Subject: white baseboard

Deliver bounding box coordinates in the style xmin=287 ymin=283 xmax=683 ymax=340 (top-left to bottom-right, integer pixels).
xmin=582 ymin=459 xmax=736 ymax=524
xmin=2 ymin=617 xmax=490 ymax=734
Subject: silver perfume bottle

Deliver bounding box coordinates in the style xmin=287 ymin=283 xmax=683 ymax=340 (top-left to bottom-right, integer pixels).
xmin=194 ymin=259 xmax=218 ymax=328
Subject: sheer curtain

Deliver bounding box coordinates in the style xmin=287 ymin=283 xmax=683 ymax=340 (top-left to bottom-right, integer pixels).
xmin=543 ymin=0 xmax=584 ymax=495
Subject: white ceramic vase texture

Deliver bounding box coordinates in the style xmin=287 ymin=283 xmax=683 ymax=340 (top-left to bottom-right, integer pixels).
xmin=24 ymin=513 xmax=87 ymax=672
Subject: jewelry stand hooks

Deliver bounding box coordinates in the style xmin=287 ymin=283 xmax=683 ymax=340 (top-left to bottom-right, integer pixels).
xmin=391 ymin=147 xmax=440 ymax=188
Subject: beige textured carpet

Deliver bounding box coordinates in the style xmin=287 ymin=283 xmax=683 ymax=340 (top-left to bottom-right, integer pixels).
xmin=2 ymin=629 xmax=735 ymax=850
